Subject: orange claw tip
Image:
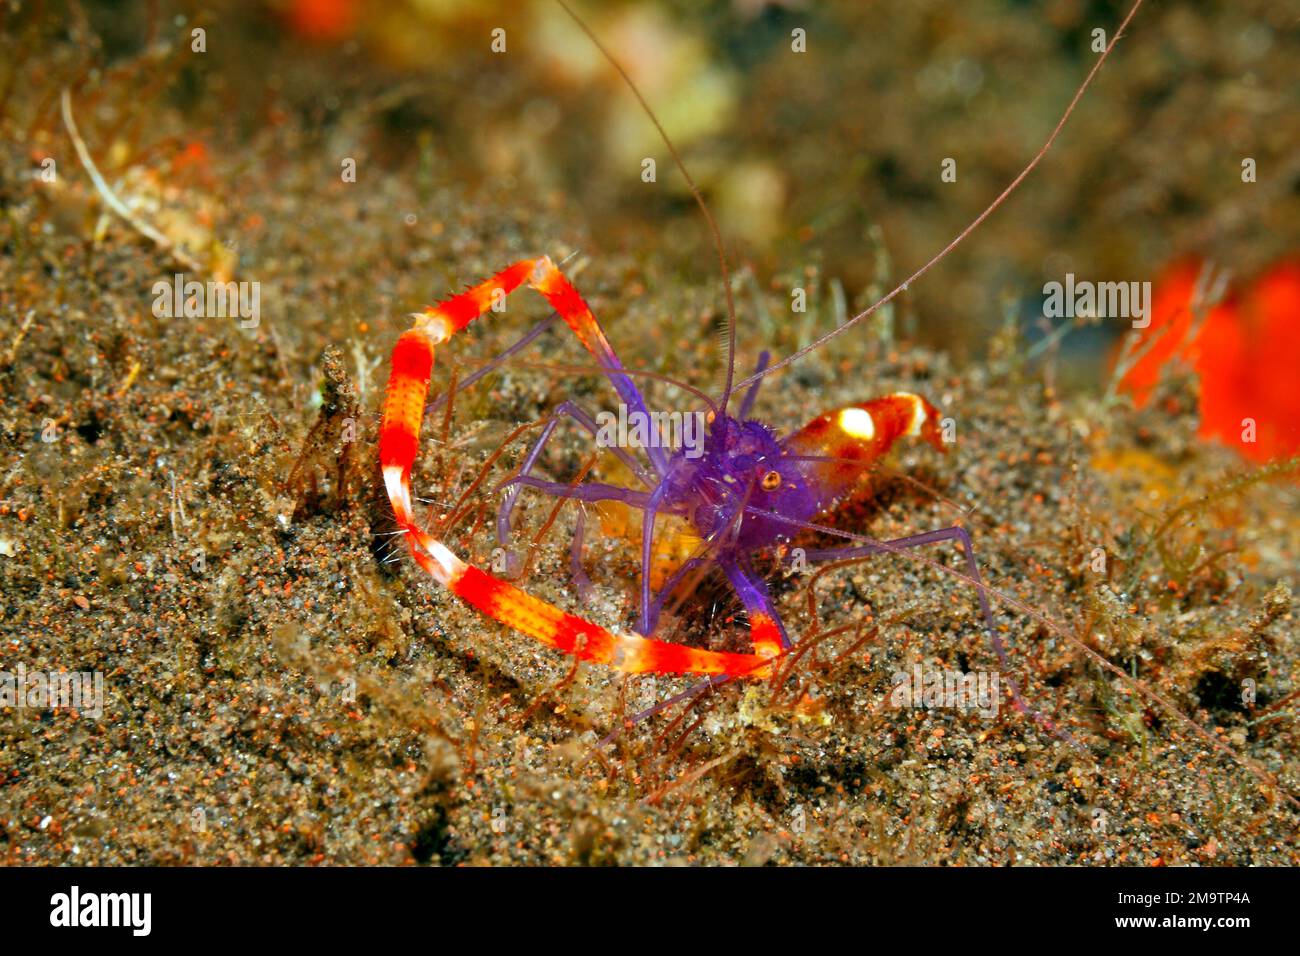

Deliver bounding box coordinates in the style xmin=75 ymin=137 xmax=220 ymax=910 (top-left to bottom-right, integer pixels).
xmin=919 ymin=403 xmax=948 ymax=453
xmin=890 ymin=391 xmax=939 ymax=438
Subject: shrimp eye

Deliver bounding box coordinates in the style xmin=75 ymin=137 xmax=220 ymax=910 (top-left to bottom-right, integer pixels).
xmin=760 ymin=469 xmax=782 ymax=491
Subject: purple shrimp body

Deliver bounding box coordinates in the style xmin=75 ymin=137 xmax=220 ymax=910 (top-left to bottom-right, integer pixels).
xmin=661 ymin=414 xmax=818 ymax=552
xmin=495 ymin=337 xmax=949 ymax=646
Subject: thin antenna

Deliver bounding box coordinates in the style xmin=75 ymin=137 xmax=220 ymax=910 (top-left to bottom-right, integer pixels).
xmin=556 ymin=0 xmax=742 ymax=415
xmin=737 ymin=0 xmax=1147 ymax=392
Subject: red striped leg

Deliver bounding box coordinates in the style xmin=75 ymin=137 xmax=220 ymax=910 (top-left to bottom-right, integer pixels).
xmin=380 ymin=257 xmax=601 ymax=526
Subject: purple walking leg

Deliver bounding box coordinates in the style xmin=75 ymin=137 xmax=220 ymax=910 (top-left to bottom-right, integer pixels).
xmin=427 ymin=311 xmax=559 ymax=416
xmin=721 ymin=555 xmax=792 ymax=650
xmin=496 ymin=399 xmax=653 ymax=548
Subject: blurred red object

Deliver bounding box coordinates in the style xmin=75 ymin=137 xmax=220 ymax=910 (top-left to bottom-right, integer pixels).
xmin=284 ymin=0 xmax=356 ymax=43
xmin=1117 ymin=258 xmax=1300 ymax=463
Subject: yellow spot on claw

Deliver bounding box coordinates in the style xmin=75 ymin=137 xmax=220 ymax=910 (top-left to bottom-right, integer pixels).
xmin=838 ymin=407 xmax=876 ymax=441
